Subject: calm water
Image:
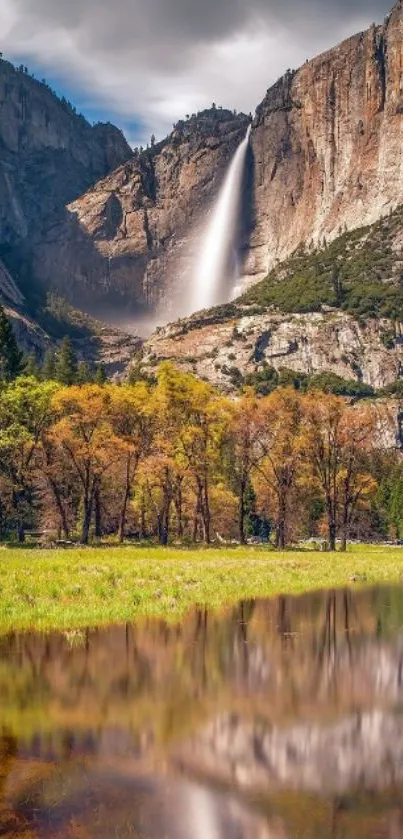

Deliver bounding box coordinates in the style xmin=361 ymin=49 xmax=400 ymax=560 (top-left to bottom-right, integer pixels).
xmin=2 ymin=587 xmax=403 ymax=838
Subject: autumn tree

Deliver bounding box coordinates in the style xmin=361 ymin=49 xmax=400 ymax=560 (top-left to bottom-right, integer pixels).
xmin=50 ymin=385 xmax=118 ymax=544
xmin=109 ymin=382 xmax=155 ymax=542
xmin=303 ymin=393 xmax=377 ymax=551
xmin=0 ymin=377 xmax=59 ymax=541
xmin=155 ymin=363 xmax=230 ymax=544
xmin=337 ymin=403 xmax=377 ymax=550
xmin=137 ymin=453 xmax=184 ymax=545
xmin=303 ymin=393 xmax=345 ymax=551
xmin=252 ymin=388 xmax=305 ymax=548
xmin=230 ymin=389 xmax=261 ymax=543
xmin=38 ymin=430 xmax=78 ymax=539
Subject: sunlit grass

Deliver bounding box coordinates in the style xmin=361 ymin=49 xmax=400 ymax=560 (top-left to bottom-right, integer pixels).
xmin=0 ymin=543 xmax=402 ymax=633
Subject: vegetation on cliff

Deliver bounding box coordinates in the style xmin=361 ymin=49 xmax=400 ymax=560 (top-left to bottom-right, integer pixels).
xmin=242 ymin=204 xmax=403 ymax=320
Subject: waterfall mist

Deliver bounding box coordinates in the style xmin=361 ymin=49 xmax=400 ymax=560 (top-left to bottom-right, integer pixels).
xmin=189 ymin=125 xmax=251 ymax=314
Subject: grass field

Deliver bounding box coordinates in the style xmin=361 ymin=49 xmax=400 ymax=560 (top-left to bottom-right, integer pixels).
xmin=0 ymin=544 xmax=403 ymax=633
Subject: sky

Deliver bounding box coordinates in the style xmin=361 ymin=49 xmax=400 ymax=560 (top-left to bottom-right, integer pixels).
xmin=0 ymin=0 xmax=393 ymax=146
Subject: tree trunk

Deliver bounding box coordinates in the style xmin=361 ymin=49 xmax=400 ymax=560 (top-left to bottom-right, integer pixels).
xmin=328 ymin=515 xmax=337 ymax=552
xmin=277 ymin=520 xmax=286 ymax=550
xmin=12 ymin=490 xmax=25 ymax=543
xmin=277 ymin=493 xmax=287 ymax=550
xmin=202 ymin=476 xmax=211 ymax=545
xmin=175 ymin=482 xmax=184 ymax=539
xmin=340 ymin=480 xmax=350 ymax=552
xmin=193 ymin=491 xmax=202 ymax=543
xmin=94 ymin=483 xmax=102 ymax=540
xmin=48 ymin=478 xmax=69 ymax=539
xmin=239 ymin=476 xmax=246 ymax=545
xmin=17 ymin=521 xmax=25 ymax=544
xmin=140 ymin=495 xmax=147 ymax=540
xmin=160 ymin=498 xmax=171 ymax=546
xmin=118 ymin=455 xmax=136 ymax=544
xmin=118 ymin=486 xmax=130 ymax=543
xmin=81 ymin=485 xmax=95 ymax=545
xmin=340 ymin=520 xmax=348 ymax=552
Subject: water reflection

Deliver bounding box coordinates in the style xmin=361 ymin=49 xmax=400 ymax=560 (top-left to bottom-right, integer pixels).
xmin=2 ymin=587 xmax=403 ymax=837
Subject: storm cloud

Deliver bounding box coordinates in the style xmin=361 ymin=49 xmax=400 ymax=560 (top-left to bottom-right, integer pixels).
xmin=0 ymin=0 xmax=393 ymax=142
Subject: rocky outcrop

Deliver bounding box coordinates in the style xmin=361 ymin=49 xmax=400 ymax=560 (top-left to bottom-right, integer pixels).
xmin=4 ymin=304 xmax=51 ymax=357
xmin=245 ymin=0 xmax=403 ymax=282
xmin=32 ymin=109 xmax=250 ymax=314
xmin=140 ymin=308 xmax=403 ymax=392
xmin=0 ymin=259 xmax=23 ymax=306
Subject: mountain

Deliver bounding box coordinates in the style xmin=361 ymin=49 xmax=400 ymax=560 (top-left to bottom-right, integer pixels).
xmin=139 ymin=205 xmax=403 ymax=393
xmin=23 ymin=0 xmax=403 ymax=318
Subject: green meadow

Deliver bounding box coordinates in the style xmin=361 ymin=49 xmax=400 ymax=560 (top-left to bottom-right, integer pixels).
xmin=1 ymin=544 xmax=403 ymax=633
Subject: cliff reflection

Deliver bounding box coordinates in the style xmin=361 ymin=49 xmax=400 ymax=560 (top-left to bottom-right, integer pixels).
xmin=1 ymin=586 xmax=403 ymax=838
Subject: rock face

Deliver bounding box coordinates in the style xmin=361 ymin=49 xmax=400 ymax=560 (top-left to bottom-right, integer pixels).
xmin=141 ymin=308 xmax=403 ymax=392
xmin=0 ymin=58 xmax=131 ymax=286
xmin=0 ymin=259 xmax=23 ymax=306
xmin=246 ymin=0 xmax=403 ymax=282
xmin=33 ymin=109 xmax=250 ymax=315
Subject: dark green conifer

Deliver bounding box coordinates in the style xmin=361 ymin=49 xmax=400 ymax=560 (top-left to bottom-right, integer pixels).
xmin=94 ymin=364 xmax=107 ymax=385
xmin=0 ymin=304 xmax=24 ymax=382
xmin=41 ymin=348 xmax=56 ymax=380
xmin=24 ymin=352 xmax=40 ymax=378
xmin=54 ymin=337 xmax=77 ymax=385
xmin=77 ymin=360 xmax=93 ymax=385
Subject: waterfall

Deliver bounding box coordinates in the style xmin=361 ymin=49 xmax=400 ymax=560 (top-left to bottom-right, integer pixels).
xmin=190 ymin=125 xmax=251 ymax=313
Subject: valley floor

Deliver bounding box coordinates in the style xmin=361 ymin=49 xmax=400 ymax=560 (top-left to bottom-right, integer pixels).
xmin=0 ymin=545 xmax=403 ymax=633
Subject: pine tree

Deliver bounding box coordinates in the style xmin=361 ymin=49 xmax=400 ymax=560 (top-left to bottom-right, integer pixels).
xmin=42 ymin=348 xmax=56 ymax=380
xmin=24 ymin=353 xmax=40 ymax=378
xmin=77 ymin=360 xmax=93 ymax=385
xmin=0 ymin=305 xmax=24 ymax=382
xmin=54 ymin=337 xmax=77 ymax=385
xmin=94 ymin=364 xmax=107 ymax=385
